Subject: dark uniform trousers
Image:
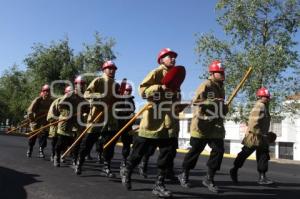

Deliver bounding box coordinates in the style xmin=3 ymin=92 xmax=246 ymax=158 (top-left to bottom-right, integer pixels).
xmin=169 ymin=137 xmax=178 ymax=171
xmin=100 ymin=131 xmax=118 ymax=163
xmin=95 ymin=130 xmax=126 ymax=160
xmin=233 ymin=145 xmax=270 ymax=173
xmin=119 ymin=120 xmax=133 ymax=159
xmin=55 ymin=134 xmax=74 ymax=159
xmin=28 ymin=129 xmax=48 ymax=149
xmin=78 ymin=131 xmax=100 ymax=165
xmin=182 ymin=137 xmax=224 ymax=172
xmin=140 ymin=139 xmax=156 ymax=163
xmin=127 ymin=136 xmax=174 ymax=176
xmin=121 ymin=130 xmax=133 ymax=160
xmin=70 ymin=136 xmax=81 ymax=162
xmin=95 ymin=136 xmax=103 ymax=156
xmin=78 ymin=129 xmax=117 ymax=166
xmin=51 ymin=136 xmax=58 ymax=157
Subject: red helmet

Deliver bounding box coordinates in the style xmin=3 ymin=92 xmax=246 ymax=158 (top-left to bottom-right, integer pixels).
xmin=209 ymin=60 xmax=225 ymax=73
xmin=125 ymin=83 xmax=132 ymax=91
xmin=256 ymin=87 xmax=271 ymax=98
xmin=102 ymin=60 xmax=117 ymax=70
xmin=157 ymin=48 xmax=177 ymax=64
xmin=74 ymin=76 xmax=85 ymax=84
xmin=64 ymin=86 xmax=72 ymax=94
xmin=41 ymin=84 xmax=50 ymax=91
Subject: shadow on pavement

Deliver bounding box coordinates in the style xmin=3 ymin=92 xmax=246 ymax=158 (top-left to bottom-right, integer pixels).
xmin=173 ymin=181 xmax=300 ymax=199
xmin=0 ymin=166 xmax=40 ymax=199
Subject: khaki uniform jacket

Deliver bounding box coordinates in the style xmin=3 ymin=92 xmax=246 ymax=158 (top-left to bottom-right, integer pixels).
xmin=57 ymin=91 xmax=90 ymax=136
xmin=84 ymin=74 xmax=119 ymax=133
xmin=242 ymin=100 xmax=270 ymax=147
xmin=27 ymin=96 xmax=54 ymax=130
xmin=190 ymin=78 xmax=226 ymax=139
xmin=47 ymin=97 xmax=62 ymax=138
xmin=138 ymin=65 xmax=181 ymax=139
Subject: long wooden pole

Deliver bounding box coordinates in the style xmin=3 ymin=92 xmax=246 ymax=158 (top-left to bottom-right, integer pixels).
xmin=103 ymin=103 xmax=152 ymax=150
xmin=226 ymin=66 xmax=253 ymax=106
xmin=26 ymin=112 xmax=79 ymax=137
xmin=6 ymin=122 xmax=30 ymax=134
xmin=27 ymin=119 xmax=68 ymax=139
xmin=28 ymin=129 xmax=43 ymax=140
xmin=6 ymin=112 xmax=48 ymax=134
xmin=26 ymin=119 xmax=65 ymax=137
xmin=61 ymin=111 xmax=103 ymax=159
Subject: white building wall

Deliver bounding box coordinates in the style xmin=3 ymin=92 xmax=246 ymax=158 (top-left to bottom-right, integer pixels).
xmin=178 ymin=113 xmax=300 ymax=160
xmin=224 ymin=121 xmax=256 ymax=158
xmin=281 ymin=116 xmax=300 ymax=160
xmin=294 ymin=118 xmax=300 ymax=160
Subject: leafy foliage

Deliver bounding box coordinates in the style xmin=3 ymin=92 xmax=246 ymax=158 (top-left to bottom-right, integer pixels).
xmin=195 ymin=0 xmax=300 ymax=121
xmin=0 ymin=33 xmax=116 ymax=125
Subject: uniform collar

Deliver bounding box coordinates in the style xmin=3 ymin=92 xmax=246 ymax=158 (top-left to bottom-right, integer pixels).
xmin=159 ymin=64 xmax=172 ymax=71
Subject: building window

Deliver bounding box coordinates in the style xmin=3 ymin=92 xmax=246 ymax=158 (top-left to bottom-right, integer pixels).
xmin=224 ymin=140 xmax=230 ymax=154
xmin=279 ymin=142 xmax=293 ymax=160
xmin=187 ymin=119 xmax=192 ymax=133
xmin=269 ymin=143 xmax=276 ymax=159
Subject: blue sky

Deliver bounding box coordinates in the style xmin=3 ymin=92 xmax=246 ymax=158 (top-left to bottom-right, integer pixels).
xmin=0 ymin=0 xmax=299 ymax=106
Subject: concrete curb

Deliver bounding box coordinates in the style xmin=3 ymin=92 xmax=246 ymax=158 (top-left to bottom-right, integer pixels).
xmin=116 ymin=142 xmax=300 ymax=164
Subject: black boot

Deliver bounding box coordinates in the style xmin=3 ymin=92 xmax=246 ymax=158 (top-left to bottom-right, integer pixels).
xmin=50 ymin=154 xmax=54 ymax=162
xmin=152 ymin=175 xmax=172 ymax=198
xmin=202 ymin=173 xmax=219 ymax=193
xmin=60 ymin=156 xmax=66 ymax=163
xmin=74 ymin=158 xmax=83 ymax=175
xmin=74 ymin=165 xmax=82 ymax=175
xmin=72 ymin=157 xmax=77 ymax=168
xmin=121 ymin=167 xmax=132 ymax=190
xmin=26 ymin=147 xmax=33 ymax=158
xmin=138 ymin=160 xmax=148 ymax=178
xmin=120 ymin=158 xmax=127 ymax=169
xmin=230 ymin=167 xmax=238 ymax=184
xmin=102 ymin=161 xmax=115 ymax=178
xmin=85 ymin=153 xmax=93 ymax=160
xmin=97 ymin=153 xmax=104 ymax=164
xmin=51 ymin=147 xmax=55 ymax=162
xmin=178 ymin=170 xmax=191 ymax=188
xmin=53 ymin=155 xmax=60 ymax=167
xmin=39 ymin=147 xmax=45 ymax=158
xmin=258 ymin=172 xmax=274 ymax=185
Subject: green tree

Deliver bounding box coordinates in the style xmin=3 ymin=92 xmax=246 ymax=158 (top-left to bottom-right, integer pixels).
xmin=0 ymin=65 xmax=31 ymax=124
xmin=0 ymin=32 xmax=116 ymax=125
xmin=24 ymin=37 xmax=78 ymax=93
xmin=78 ymin=32 xmax=116 ymax=73
xmin=195 ymin=0 xmax=300 ymax=120
xmin=24 ymin=33 xmax=116 ymax=95
xmin=74 ymin=32 xmax=116 ymax=84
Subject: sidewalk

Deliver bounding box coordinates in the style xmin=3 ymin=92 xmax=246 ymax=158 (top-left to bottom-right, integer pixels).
xmin=116 ymin=142 xmax=300 ymax=164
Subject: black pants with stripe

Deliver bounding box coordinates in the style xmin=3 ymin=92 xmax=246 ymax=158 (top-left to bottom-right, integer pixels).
xmin=127 ymin=136 xmax=174 ymax=176
xmin=233 ymin=145 xmax=270 ymax=173
xmin=182 ymin=137 xmax=224 ymax=173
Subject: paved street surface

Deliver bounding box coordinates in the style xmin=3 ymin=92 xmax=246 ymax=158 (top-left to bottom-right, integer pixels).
xmin=1 ymin=134 xmax=299 ymax=199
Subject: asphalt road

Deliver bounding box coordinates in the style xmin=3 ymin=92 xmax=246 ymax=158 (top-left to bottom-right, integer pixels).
xmin=0 ymin=134 xmax=299 ymax=199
